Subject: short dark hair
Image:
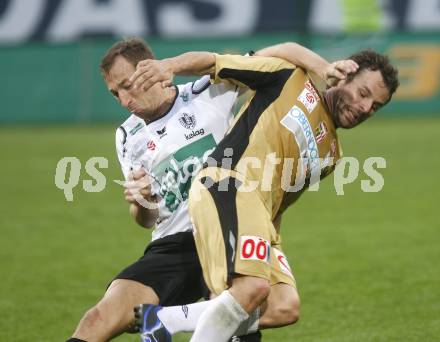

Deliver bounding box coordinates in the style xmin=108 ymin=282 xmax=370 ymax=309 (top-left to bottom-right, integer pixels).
xmin=100 ymin=37 xmax=155 ymax=76
xmin=347 ymin=49 xmax=399 ymax=102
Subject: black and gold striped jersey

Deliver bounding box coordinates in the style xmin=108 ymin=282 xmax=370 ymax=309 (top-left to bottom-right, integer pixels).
xmin=209 ymin=54 xmax=343 ymax=219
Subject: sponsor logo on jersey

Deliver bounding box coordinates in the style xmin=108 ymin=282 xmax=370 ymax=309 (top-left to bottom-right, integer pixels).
xmin=179 ymin=113 xmax=196 ymax=129
xmin=152 ymin=134 xmax=216 ymax=212
xmin=156 ymin=126 xmax=167 ymax=136
xmin=184 ymin=128 xmax=205 ymax=140
xmin=280 ymin=106 xmax=320 ymax=175
xmin=180 ymin=92 xmax=189 ymax=102
xmin=315 ymin=121 xmax=327 ymax=143
xmin=305 ymin=80 xmax=319 ymax=98
xmin=156 ymin=127 xmax=167 ymax=139
xmin=147 ymin=140 xmax=156 ymax=151
xmin=297 ymin=81 xmax=320 ymax=113
xmin=273 ymin=248 xmax=293 ymax=278
xmin=240 ymin=236 xmax=270 ymax=263
xmin=129 ymin=122 xmax=144 ymax=136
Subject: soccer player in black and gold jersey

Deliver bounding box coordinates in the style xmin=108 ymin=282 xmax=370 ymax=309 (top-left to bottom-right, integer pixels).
xmin=133 ymin=44 xmax=399 ymax=342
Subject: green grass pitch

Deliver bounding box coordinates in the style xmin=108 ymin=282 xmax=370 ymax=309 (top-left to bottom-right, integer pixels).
xmin=1 ymin=117 xmax=439 ymax=341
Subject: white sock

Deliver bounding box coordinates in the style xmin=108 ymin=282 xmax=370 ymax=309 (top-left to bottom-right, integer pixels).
xmin=157 ymin=301 xmax=211 ymax=334
xmin=190 ymin=290 xmax=249 ymax=342
xmin=157 ymin=297 xmax=259 ymax=336
xmin=234 ymin=307 xmax=260 ymax=336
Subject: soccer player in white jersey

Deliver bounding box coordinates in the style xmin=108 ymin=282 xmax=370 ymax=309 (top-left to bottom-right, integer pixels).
xmin=65 ymin=38 xmax=357 ymax=342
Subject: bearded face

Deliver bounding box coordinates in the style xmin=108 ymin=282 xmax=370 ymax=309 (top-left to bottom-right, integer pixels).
xmin=327 ymin=69 xmax=391 ymax=129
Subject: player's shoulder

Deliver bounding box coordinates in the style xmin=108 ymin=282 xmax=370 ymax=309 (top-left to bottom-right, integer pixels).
xmin=119 ymin=114 xmax=144 ymax=131
xmin=116 ymin=114 xmax=145 ymax=145
xmin=177 ymin=75 xmax=237 ymax=101
xmin=191 ymin=75 xmax=212 ymax=95
xmin=176 ymin=75 xmax=210 ymax=101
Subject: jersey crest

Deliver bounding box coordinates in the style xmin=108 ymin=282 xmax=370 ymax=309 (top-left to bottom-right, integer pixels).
xmin=179 ymin=113 xmax=196 ymax=129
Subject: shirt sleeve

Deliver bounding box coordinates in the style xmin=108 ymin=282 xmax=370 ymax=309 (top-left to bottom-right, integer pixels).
xmin=211 ymin=54 xmax=296 ymax=90
xmin=115 ymin=126 xmax=130 ymax=180
xmin=205 ymin=82 xmax=240 ymax=119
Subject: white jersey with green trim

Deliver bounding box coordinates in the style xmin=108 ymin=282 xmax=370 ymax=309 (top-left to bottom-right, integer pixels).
xmin=115 ymin=76 xmax=239 ymax=240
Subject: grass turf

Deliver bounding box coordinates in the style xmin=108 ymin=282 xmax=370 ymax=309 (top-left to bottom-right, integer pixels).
xmin=0 ymin=117 xmax=439 ymax=341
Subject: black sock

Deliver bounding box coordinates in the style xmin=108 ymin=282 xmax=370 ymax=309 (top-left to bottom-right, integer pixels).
xmin=66 ymin=338 xmax=87 ymax=342
xmin=229 ymin=331 xmax=262 ymax=342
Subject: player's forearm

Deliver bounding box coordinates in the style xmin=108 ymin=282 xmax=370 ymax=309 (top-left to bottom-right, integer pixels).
xmin=163 ymin=52 xmax=216 ymax=76
xmin=130 ymin=203 xmax=158 ymax=229
xmin=256 ymin=42 xmax=329 ymax=79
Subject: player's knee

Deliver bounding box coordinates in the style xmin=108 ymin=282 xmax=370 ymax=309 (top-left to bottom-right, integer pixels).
xmin=231 ymin=276 xmax=270 ymax=312
xmin=80 ymin=305 xmax=105 ymax=329
xmin=277 ymin=294 xmax=300 ymax=325
xmin=260 ymin=287 xmax=300 ymax=327
xmin=252 ymin=278 xmax=271 ymax=301
xmin=242 ymin=277 xmax=271 ymax=303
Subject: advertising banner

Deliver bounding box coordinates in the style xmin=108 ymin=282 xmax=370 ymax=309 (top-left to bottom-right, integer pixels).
xmin=0 ymin=0 xmax=439 ymax=43
xmin=0 ymin=31 xmax=439 ymax=123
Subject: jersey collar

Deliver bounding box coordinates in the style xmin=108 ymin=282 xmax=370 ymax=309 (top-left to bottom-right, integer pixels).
xmin=144 ymin=85 xmax=179 ymax=126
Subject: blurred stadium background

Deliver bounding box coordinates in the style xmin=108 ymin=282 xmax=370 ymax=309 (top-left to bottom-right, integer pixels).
xmin=1 ymin=0 xmax=439 ymax=341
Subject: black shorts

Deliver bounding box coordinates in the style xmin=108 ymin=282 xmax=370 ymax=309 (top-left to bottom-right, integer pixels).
xmin=113 ymin=231 xmax=208 ymax=306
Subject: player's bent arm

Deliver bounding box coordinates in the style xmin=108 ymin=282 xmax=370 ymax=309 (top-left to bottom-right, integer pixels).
xmin=132 ymin=50 xmax=300 ymax=92
xmin=256 ymin=42 xmax=329 ymax=80
xmin=163 ymin=52 xmax=216 ymax=76
xmin=129 ymin=203 xmax=158 ymax=229
xmin=211 ymin=54 xmax=295 ymax=89
xmin=124 ymin=169 xmax=159 ymax=229
xmin=256 ymin=42 xmax=359 ymax=86
xmin=162 ymin=53 xmax=294 ymax=89
xmin=167 ymin=52 xmax=292 ymax=79
xmin=131 ymin=46 xmax=357 ymax=92
xmin=130 ymin=52 xmax=216 ymax=91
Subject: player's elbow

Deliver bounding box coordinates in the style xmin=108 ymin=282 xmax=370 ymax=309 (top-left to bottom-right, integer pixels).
xmin=139 ymin=214 xmax=157 ymax=229
xmin=138 ymin=220 xmax=155 ymax=229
